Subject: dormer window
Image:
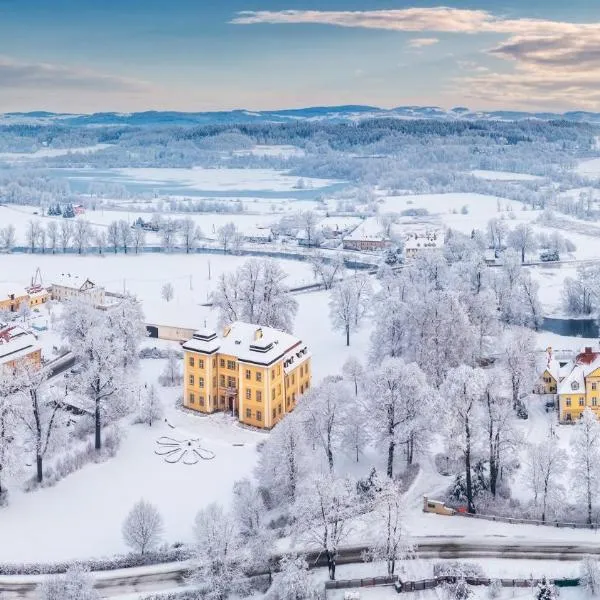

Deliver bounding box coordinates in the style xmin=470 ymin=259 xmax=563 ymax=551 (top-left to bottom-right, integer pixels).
xmin=571 ymin=381 xmax=580 ymax=391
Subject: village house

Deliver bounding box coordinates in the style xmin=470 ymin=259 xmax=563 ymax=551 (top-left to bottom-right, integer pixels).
xmin=182 ymin=322 xmax=311 ymax=429
xmin=555 ymin=346 xmax=600 ymax=423
xmin=0 ymin=323 xmax=42 ymax=370
xmin=404 ymin=231 xmax=445 ymax=259
xmin=342 ymin=217 xmax=392 ymax=251
xmin=536 ymin=347 xmax=573 ymax=394
xmin=50 ymin=274 xmax=105 ymax=306
xmin=0 ymin=283 xmax=29 ymax=314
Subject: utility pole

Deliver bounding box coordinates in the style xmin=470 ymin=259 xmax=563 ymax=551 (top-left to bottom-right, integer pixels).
xmin=189 ymin=275 xmax=193 ymax=291
xmin=208 ymin=259 xmax=211 ymax=280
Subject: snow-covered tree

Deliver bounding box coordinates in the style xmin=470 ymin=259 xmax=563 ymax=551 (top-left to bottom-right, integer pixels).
xmin=257 ymin=413 xmax=307 ymax=505
xmin=46 ymin=220 xmax=59 ymax=254
xmin=132 ymin=225 xmax=146 ymax=254
xmin=580 ymin=555 xmax=600 ymax=597
xmin=443 ymin=365 xmax=487 ymax=513
xmin=60 ymin=219 xmax=73 ymax=253
xmin=293 ymin=474 xmax=356 ymax=580
xmin=119 ymin=220 xmax=133 ymax=254
xmin=525 ymin=438 xmax=567 ymax=523
xmin=137 ymin=384 xmax=163 ymax=426
xmin=39 ymin=565 xmax=99 ymax=600
xmin=535 ymin=577 xmax=559 ymax=600
xmin=0 ymin=224 xmax=16 ymax=252
xmin=73 ymin=219 xmax=92 ymax=255
xmin=265 ymin=555 xmax=321 ymax=600
xmin=25 ymin=219 xmax=41 ymax=253
xmin=161 ymin=282 xmax=174 ymax=302
xmin=365 ymin=357 xmax=434 ymax=476
xmin=501 ymin=327 xmax=536 ymax=413
xmin=107 ymin=221 xmax=120 ymax=253
xmin=37 ymin=225 xmax=47 ymax=254
xmin=571 ymin=408 xmax=600 ymax=525
xmin=487 ymin=218 xmax=507 ymax=250
xmin=180 ymin=217 xmax=202 ymax=253
xmin=309 ymin=252 xmax=344 ymax=290
xmin=299 ymin=211 xmax=322 ymax=248
xmin=481 ymin=369 xmax=520 ymax=497
xmin=212 ymin=259 xmax=298 ymax=333
xmin=342 ymin=356 xmax=364 ymax=397
xmin=122 ymin=499 xmax=164 ymax=554
xmin=364 ymin=479 xmax=413 ymax=576
xmin=232 ymin=478 xmax=274 ymax=575
xmin=298 ymin=379 xmax=348 ymax=471
xmin=94 ymin=228 xmax=106 ymax=255
xmin=62 ymin=301 xmax=128 ymax=450
xmin=217 ymin=222 xmax=238 ymax=253
xmin=0 ymin=368 xmax=19 ymax=499
xmin=508 ymin=223 xmax=537 ymax=263
xmin=192 ymin=503 xmax=248 ymax=600
xmin=15 ymin=361 xmax=64 ymax=483
xmin=329 ymin=275 xmax=372 ymax=346
xmin=158 ymin=349 xmax=182 ymax=387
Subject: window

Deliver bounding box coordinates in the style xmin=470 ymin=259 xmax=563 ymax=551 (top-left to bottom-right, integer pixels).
xmin=220 ymin=359 xmax=225 ymax=368
xmin=272 ymin=409 xmax=276 ymax=419
xmin=256 ymin=391 xmax=262 ymax=402
xmin=566 ymin=413 xmax=572 ymax=421
xmin=188 ymin=356 xmax=194 ymax=367
xmin=291 ymin=374 xmax=295 ymax=385
xmin=189 ymin=375 xmax=194 ymax=386
xmin=305 ymin=381 xmax=310 ymax=390
xmin=278 ymin=404 xmax=282 ymax=415
xmin=213 ymin=359 xmax=216 ymax=368
xmin=580 ymin=398 xmax=585 ymax=406
xmin=199 ymin=359 xmax=204 ymax=369
xmin=278 ymin=384 xmax=281 ymax=395
xmin=246 ymin=389 xmax=251 ymax=400
xmin=256 ymin=372 xmax=262 ymax=382
xmin=227 ymin=376 xmax=236 ymax=389
xmin=300 ymin=366 xmax=303 ymax=377
xmin=271 ymin=388 xmax=275 ymax=399
xmin=246 ymin=408 xmax=251 ymax=418
xmin=213 ymin=377 xmax=217 ymax=388
xmin=220 ymin=395 xmax=225 ymax=405
xmin=227 ymin=360 xmax=236 ymax=370
xmin=277 ymin=365 xmax=280 ymax=375
xmin=572 ymin=381 xmax=580 ymax=391
xmin=189 ymin=392 xmax=195 ymax=404
xmin=256 ymin=411 xmax=262 ymax=421
xmin=245 ymin=369 xmax=251 ymax=380
xmin=272 ymin=368 xmax=276 ymax=378
xmin=219 ymin=375 xmax=225 ymax=387
xmin=593 ymin=383 xmax=597 ymax=391
xmin=300 ymin=385 xmax=304 ymax=394
xmin=199 ymin=377 xmax=204 ymax=389
xmin=200 ymin=396 xmax=205 ymax=407
xmin=593 ymin=398 xmax=598 ymax=406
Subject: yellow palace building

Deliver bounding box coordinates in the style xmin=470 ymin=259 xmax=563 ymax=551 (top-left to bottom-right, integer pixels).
xmin=557 ymin=346 xmax=600 ymax=423
xmin=182 ymin=322 xmax=311 ymax=429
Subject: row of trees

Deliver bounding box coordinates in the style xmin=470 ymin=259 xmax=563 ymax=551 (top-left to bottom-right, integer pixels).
xmin=0 ymin=297 xmax=146 ymax=497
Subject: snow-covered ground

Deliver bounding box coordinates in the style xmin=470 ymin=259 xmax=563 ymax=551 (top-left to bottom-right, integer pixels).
xmin=233 ymin=144 xmax=305 ymax=158
xmin=115 ymin=167 xmax=336 ymax=192
xmin=0 ymin=144 xmax=111 ymax=163
xmin=576 ymin=157 xmax=600 ymax=178
xmin=470 ymin=170 xmax=543 ymax=182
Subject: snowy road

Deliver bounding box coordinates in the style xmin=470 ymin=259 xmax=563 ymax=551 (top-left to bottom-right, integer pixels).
xmin=1 ymin=539 xmax=599 ymax=598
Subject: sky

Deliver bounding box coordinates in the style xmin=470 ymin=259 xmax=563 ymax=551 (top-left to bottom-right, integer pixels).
xmin=1 ymin=0 xmax=600 ymax=113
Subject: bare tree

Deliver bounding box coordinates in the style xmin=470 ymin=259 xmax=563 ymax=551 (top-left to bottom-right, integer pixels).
xmin=107 ymin=221 xmax=120 ymax=253
xmin=73 ymin=219 xmax=92 ymax=255
xmin=60 ymin=220 xmax=73 ymax=253
xmin=217 ymin=222 xmax=237 ymax=253
xmin=119 ymin=220 xmax=133 ymax=254
xmin=310 ymin=251 xmax=344 ymax=290
xmin=122 ymin=499 xmax=164 ymax=554
xmin=180 ymin=217 xmax=201 ymax=254
xmin=132 ymin=226 xmax=146 ymax=254
xmin=46 ymin=221 xmax=59 ymax=254
xmin=161 ymin=282 xmax=174 ymax=302
xmin=0 ymin=224 xmax=16 ymax=252
xmin=508 ymin=223 xmax=537 ymax=263
xmin=26 ymin=219 xmax=41 ymax=253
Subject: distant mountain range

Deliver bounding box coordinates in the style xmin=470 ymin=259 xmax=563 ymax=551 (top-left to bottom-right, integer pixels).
xmin=3 ymin=105 xmax=600 ymax=126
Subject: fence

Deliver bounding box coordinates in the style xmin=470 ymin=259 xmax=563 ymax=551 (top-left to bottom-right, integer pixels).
xmin=325 ymin=575 xmax=580 ymax=593
xmin=454 ymin=510 xmax=598 ymax=530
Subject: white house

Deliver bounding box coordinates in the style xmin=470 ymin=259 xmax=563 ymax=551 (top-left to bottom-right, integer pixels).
xmin=50 ymin=274 xmax=105 ymax=306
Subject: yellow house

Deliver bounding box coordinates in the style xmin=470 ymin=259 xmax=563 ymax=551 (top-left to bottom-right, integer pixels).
xmin=558 ymin=347 xmax=600 ymax=422
xmin=536 ymin=347 xmax=572 ymax=394
xmin=0 ymin=283 xmax=29 ymax=314
xmin=182 ymin=322 xmax=311 ymax=429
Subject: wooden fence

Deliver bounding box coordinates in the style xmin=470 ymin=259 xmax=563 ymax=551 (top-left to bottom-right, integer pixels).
xmin=325 ymin=575 xmax=580 ymax=593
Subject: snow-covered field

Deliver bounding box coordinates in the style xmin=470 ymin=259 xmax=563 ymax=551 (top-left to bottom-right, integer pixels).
xmin=233 ymin=144 xmax=305 ymax=158
xmin=576 ymin=157 xmax=600 ymax=178
xmin=470 ymin=170 xmax=543 ymax=182
xmin=115 ymin=167 xmax=336 ymax=192
xmin=0 ymin=144 xmax=111 ymax=163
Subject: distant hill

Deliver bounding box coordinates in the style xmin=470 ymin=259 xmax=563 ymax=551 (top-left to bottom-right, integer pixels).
xmin=3 ymin=105 xmax=600 ymax=126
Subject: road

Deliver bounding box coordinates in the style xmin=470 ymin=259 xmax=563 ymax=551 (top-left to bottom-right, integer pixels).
xmin=1 ymin=539 xmax=598 ymax=599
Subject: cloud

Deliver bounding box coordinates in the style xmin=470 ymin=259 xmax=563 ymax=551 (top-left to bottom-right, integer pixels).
xmin=408 ymin=38 xmax=439 ymax=48
xmin=231 ymin=7 xmax=600 ymax=109
xmin=0 ymin=56 xmax=149 ymax=92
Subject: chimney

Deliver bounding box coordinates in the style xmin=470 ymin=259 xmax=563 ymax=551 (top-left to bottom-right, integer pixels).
xmin=586 ymin=347 xmax=593 ymax=354
xmin=255 ymin=328 xmax=263 ymax=341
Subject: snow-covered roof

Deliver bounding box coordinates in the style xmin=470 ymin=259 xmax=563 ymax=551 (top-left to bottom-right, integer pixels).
xmin=243 ymin=226 xmax=272 ymax=239
xmin=52 ymin=273 xmax=100 ymax=291
xmin=0 ymin=281 xmax=28 ymax=299
xmin=343 ymin=217 xmax=390 ymax=243
xmin=557 ymin=346 xmax=600 ymax=395
xmin=545 ymin=357 xmax=573 ymax=383
xmin=0 ymin=324 xmax=40 ymax=365
xmin=183 ymin=321 xmax=303 ymax=366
